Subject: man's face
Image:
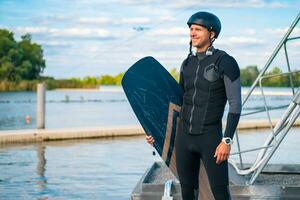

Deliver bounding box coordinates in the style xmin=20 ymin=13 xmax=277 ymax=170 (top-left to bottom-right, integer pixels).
xmin=189 ymin=24 xmax=212 ymax=49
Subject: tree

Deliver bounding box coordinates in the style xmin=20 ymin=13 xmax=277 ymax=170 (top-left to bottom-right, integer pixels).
xmin=240 ymin=65 xmax=259 ymax=86
xmin=0 ymin=29 xmax=46 ymax=81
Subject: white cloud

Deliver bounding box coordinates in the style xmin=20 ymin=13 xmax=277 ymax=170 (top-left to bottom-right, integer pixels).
xmin=75 ymin=16 xmax=151 ymax=26
xmin=166 ymin=0 xmax=289 ymax=9
xmin=159 ymin=15 xmax=176 ymax=22
xmin=159 ymin=38 xmax=189 ymax=45
xmin=241 ymin=28 xmax=257 ymax=36
xmin=121 ymin=0 xmax=161 ymax=5
xmin=266 ymin=27 xmax=300 ymax=36
xmin=148 ymin=27 xmax=188 ymax=36
xmin=217 ymin=36 xmax=264 ymax=46
xmin=77 ymin=17 xmax=110 ymax=25
xmin=59 ymin=28 xmax=110 ymax=38
xmin=38 ymin=40 xmax=72 ymax=47
xmin=119 ymin=17 xmax=151 ymax=25
xmin=290 ymin=41 xmax=300 ymax=47
xmin=13 ymin=27 xmax=111 ymax=39
xmin=118 ymin=0 xmax=290 ymax=11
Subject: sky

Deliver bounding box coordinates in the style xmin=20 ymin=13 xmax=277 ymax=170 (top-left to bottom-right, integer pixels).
xmin=0 ymin=0 xmax=299 ymax=78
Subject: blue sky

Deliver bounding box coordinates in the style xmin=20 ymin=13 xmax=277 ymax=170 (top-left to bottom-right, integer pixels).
xmin=0 ymin=0 xmax=299 ymax=78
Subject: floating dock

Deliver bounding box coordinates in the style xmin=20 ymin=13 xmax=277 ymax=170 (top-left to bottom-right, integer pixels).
xmin=1 ymin=119 xmax=300 ymax=144
xmin=132 ymin=162 xmax=300 ymax=200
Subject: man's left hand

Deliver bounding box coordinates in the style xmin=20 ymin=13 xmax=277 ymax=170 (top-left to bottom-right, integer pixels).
xmin=214 ymin=142 xmax=231 ymax=164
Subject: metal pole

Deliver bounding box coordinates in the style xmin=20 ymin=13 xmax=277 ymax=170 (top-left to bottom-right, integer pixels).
xmin=37 ymin=83 xmax=46 ymax=129
xmin=249 ymin=105 xmax=300 ymax=184
xmin=283 ymin=42 xmax=295 ymax=95
xmin=249 ymin=89 xmax=300 ymax=184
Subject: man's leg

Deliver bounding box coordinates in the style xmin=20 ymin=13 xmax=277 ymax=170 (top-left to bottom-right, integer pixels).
xmin=175 ymin=131 xmax=200 ymax=200
xmin=200 ymin=131 xmax=231 ymax=200
xmin=181 ymin=184 xmax=199 ymax=200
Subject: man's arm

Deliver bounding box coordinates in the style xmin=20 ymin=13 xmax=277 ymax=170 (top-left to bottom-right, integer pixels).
xmin=223 ymin=75 xmax=242 ymax=139
xmin=214 ymin=55 xmax=242 ymax=164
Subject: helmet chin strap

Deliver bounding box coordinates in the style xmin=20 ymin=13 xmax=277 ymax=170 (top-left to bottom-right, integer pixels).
xmin=206 ymin=31 xmax=215 ymax=55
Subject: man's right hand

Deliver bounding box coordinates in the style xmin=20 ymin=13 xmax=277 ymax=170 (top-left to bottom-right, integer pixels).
xmin=146 ymin=135 xmax=155 ymax=145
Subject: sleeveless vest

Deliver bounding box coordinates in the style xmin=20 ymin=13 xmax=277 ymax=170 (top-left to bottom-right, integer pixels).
xmin=180 ymin=49 xmax=227 ymax=134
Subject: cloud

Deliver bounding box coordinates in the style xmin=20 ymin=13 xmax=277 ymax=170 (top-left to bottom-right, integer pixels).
xmin=120 ymin=0 xmax=162 ymax=5
xmin=266 ymin=27 xmax=300 ymax=37
xmin=159 ymin=15 xmax=176 ymax=22
xmin=159 ymin=37 xmax=189 ymax=45
xmin=13 ymin=26 xmax=112 ymax=39
xmin=31 ymin=14 xmax=73 ymax=26
xmin=240 ymin=28 xmax=257 ymax=36
xmin=148 ymin=27 xmax=188 ymax=36
xmin=120 ymin=0 xmax=290 ymax=9
xmin=119 ymin=17 xmax=151 ymax=25
xmin=289 ymin=41 xmax=300 ymax=47
xmin=38 ymin=40 xmax=72 ymax=48
xmin=217 ymin=36 xmax=265 ymax=46
xmin=77 ymin=17 xmax=110 ymax=25
xmin=76 ymin=17 xmax=152 ymax=25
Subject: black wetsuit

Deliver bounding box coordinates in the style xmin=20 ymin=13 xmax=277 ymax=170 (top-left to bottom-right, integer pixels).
xmin=176 ymin=46 xmax=242 ymax=200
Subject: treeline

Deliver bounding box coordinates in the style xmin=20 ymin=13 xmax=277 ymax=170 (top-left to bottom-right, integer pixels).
xmin=0 ymin=74 xmax=125 ymax=91
xmin=240 ymin=66 xmax=300 ymax=87
xmin=1 ymin=66 xmax=299 ymax=91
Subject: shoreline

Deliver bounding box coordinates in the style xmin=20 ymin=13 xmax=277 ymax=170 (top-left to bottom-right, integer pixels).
xmin=53 ymin=88 xmax=295 ymax=96
xmin=1 ymin=86 xmax=297 ymax=96
xmin=53 ymin=86 xmax=123 ymax=92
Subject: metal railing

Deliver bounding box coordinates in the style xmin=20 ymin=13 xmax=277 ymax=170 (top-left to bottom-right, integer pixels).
xmin=229 ymin=12 xmax=300 ymax=184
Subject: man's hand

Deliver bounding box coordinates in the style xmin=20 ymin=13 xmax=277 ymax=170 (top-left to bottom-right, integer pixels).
xmin=146 ymin=135 xmax=155 ymax=145
xmin=214 ymin=142 xmax=231 ymax=164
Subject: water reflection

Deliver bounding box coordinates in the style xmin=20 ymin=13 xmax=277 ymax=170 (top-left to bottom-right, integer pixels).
xmin=0 ymin=137 xmax=158 ymax=200
xmin=36 ymin=144 xmax=47 ymax=190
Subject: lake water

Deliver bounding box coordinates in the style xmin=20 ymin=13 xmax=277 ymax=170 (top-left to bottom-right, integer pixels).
xmin=1 ymin=127 xmax=300 ymax=200
xmin=0 ymin=86 xmax=296 ymax=131
xmin=0 ymin=86 xmax=300 ymax=199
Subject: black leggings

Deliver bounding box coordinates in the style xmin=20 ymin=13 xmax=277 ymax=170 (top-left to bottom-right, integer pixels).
xmin=175 ymin=125 xmax=231 ymax=200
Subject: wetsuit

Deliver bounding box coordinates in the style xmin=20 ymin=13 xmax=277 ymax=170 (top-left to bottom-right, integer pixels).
xmin=176 ymin=46 xmax=242 ymax=200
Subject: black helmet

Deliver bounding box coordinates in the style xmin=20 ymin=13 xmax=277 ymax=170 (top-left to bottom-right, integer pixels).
xmin=187 ymin=11 xmax=221 ymax=38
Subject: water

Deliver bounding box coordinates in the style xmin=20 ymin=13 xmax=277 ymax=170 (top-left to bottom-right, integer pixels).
xmin=0 ymin=136 xmax=159 ymax=200
xmin=0 ymin=86 xmax=299 ymax=199
xmin=1 ymin=127 xmax=300 ymax=199
xmin=0 ymin=86 xmax=296 ymax=130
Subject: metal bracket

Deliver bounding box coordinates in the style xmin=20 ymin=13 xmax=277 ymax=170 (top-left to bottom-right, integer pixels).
xmin=161 ymin=179 xmax=173 ymax=200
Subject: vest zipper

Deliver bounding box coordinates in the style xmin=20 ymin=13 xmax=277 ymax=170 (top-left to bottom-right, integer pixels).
xmin=189 ymin=60 xmax=201 ymax=133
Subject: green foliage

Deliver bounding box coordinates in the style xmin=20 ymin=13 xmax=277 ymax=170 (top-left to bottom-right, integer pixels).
xmin=0 ymin=29 xmax=45 ymax=81
xmin=240 ymin=65 xmax=260 ymax=86
xmin=260 ymin=67 xmax=300 ymax=87
xmin=240 ymin=66 xmax=300 ymax=87
xmin=98 ymin=72 xmax=124 ymax=85
xmin=169 ymin=68 xmax=180 ymax=82
xmin=0 ymin=80 xmax=39 ymax=91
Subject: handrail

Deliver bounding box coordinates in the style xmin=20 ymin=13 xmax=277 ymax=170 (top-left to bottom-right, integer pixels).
xmin=230 ymin=12 xmax=300 ymax=182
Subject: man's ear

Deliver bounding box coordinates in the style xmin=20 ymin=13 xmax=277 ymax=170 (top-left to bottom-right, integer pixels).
xmin=210 ymin=31 xmax=216 ymax=39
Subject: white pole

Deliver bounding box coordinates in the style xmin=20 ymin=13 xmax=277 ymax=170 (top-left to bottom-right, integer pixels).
xmin=37 ymin=83 xmax=45 ymax=129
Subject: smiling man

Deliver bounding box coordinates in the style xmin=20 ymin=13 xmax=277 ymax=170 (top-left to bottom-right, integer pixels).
xmin=147 ymin=11 xmax=241 ymax=200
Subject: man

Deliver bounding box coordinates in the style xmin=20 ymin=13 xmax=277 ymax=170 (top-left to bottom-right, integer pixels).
xmin=146 ymin=11 xmax=241 ymax=200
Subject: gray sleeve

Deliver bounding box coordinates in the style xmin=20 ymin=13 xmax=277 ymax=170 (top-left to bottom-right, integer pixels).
xmin=223 ymin=75 xmax=242 ymax=138
xmin=179 ymin=62 xmax=185 ymax=91
xmin=224 ymin=75 xmax=242 ymax=114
